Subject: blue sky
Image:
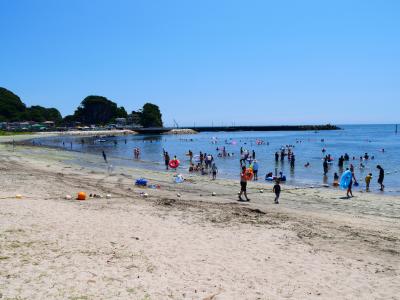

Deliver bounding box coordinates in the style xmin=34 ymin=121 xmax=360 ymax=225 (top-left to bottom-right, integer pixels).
xmin=1 ymin=0 xmax=399 ymax=126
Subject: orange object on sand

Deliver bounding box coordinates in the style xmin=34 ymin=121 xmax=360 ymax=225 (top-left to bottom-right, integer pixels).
xmin=77 ymin=192 xmax=86 ymax=200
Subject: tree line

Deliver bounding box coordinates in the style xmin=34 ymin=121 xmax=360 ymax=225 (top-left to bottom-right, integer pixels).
xmin=0 ymin=87 xmax=163 ymax=127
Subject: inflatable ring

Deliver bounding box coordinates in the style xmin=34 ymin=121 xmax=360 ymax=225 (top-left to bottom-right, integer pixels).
xmin=245 ymin=168 xmax=253 ymax=181
xmin=169 ymin=159 xmax=180 ymax=169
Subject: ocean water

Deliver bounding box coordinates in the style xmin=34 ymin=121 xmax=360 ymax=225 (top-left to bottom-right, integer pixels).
xmin=32 ymin=124 xmax=400 ymax=194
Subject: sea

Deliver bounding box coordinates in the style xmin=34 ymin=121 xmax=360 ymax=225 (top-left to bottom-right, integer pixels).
xmin=32 ymin=124 xmax=400 ymax=194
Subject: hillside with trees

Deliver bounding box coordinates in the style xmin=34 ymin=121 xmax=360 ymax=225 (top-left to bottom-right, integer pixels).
xmin=64 ymin=98 xmax=163 ymax=127
xmin=131 ymin=103 xmax=163 ymax=127
xmin=1 ymin=87 xmax=164 ymax=128
xmin=63 ymin=95 xmax=128 ymax=126
xmin=0 ymin=87 xmax=62 ymax=123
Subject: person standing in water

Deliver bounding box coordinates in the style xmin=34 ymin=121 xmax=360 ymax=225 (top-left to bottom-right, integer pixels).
xmin=377 ymin=165 xmax=385 ymax=191
xmin=164 ymin=152 xmax=170 ymax=170
xmin=275 ymin=152 xmax=279 ymax=162
xmin=252 ymin=160 xmax=259 ymax=181
xmin=102 ymin=150 xmax=107 ymax=163
xmin=239 ymin=166 xmax=250 ymax=201
xmin=211 ymin=163 xmax=218 ymax=180
xmin=188 ymin=150 xmax=193 ymax=163
xmin=365 ymin=173 xmax=372 ymax=191
xmin=323 ymin=158 xmax=329 ymax=175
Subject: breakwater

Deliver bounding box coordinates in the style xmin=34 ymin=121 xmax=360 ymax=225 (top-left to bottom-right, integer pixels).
xmin=134 ymin=124 xmax=339 ymax=134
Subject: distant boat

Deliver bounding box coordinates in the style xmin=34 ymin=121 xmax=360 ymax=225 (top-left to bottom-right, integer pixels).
xmin=95 ymin=139 xmax=107 ymax=143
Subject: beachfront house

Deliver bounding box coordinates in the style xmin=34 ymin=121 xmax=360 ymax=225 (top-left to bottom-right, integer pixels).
xmin=42 ymin=121 xmax=55 ymax=128
xmin=115 ymin=118 xmax=127 ymax=129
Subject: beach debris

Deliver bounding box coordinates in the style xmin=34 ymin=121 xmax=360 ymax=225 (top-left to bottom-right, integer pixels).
xmin=177 ymin=193 xmax=181 ymax=197
xmin=148 ymin=184 xmax=160 ymax=189
xmin=65 ymin=195 xmax=72 ymax=200
xmin=77 ymin=192 xmax=86 ymax=200
xmin=15 ymin=194 xmax=22 ymax=199
xmin=89 ymin=193 xmax=102 ymax=198
xmin=173 ymin=174 xmax=185 ymax=183
xmin=259 ymin=189 xmax=264 ymax=193
xmin=212 ymin=192 xmax=216 ymax=196
xmin=140 ymin=192 xmax=149 ymax=198
xmin=106 ymin=194 xmax=112 ymax=199
xmin=135 ymin=178 xmax=148 ymax=186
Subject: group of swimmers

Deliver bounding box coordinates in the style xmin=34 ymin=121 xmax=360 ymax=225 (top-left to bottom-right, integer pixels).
xmin=274 ymin=147 xmax=296 ymax=169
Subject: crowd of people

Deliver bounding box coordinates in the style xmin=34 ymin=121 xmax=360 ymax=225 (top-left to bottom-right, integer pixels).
xmin=98 ymin=137 xmax=387 ymax=203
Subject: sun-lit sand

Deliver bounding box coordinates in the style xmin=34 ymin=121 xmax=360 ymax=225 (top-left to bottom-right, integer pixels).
xmin=0 ymin=137 xmax=399 ymax=299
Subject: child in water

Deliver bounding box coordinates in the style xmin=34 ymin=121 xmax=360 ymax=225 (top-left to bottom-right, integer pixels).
xmin=273 ymin=180 xmax=281 ymax=204
xmin=333 ymin=172 xmax=339 ymax=186
xmin=365 ymin=173 xmax=372 ymax=191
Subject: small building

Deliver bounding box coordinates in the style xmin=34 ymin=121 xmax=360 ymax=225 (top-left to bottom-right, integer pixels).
xmin=42 ymin=121 xmax=55 ymax=128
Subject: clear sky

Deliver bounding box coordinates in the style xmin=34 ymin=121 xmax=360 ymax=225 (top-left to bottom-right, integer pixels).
xmin=1 ymin=0 xmax=399 ymax=126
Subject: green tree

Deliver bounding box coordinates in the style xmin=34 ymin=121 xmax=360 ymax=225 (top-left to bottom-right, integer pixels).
xmin=25 ymin=106 xmax=62 ymax=123
xmin=115 ymin=106 xmax=128 ymax=119
xmin=140 ymin=103 xmax=163 ymax=127
xmin=72 ymin=95 xmax=120 ymax=125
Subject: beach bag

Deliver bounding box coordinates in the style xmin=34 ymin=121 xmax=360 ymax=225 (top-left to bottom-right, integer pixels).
xmin=135 ymin=178 xmax=148 ymax=186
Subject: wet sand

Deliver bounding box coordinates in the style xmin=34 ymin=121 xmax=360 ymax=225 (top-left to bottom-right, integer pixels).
xmin=0 ymin=139 xmax=399 ymax=299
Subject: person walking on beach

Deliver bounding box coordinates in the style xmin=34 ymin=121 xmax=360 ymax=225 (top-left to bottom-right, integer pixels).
xmin=273 ymin=180 xmax=281 ymax=204
xmin=239 ymin=166 xmax=250 ymax=201
xmin=377 ymin=165 xmax=385 ymax=191
xmin=347 ymin=168 xmax=357 ymax=198
xmin=164 ymin=152 xmax=170 ymax=170
xmin=102 ymin=150 xmax=107 ymax=163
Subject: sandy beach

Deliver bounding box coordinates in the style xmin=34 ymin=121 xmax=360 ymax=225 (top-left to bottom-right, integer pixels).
xmin=0 ymin=138 xmax=399 ymax=299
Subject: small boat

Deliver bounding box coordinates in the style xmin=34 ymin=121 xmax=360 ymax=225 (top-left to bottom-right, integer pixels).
xmin=95 ymin=139 xmax=107 ymax=143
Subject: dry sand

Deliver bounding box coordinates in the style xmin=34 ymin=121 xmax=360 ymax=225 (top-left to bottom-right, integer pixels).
xmin=0 ymin=140 xmax=399 ymax=299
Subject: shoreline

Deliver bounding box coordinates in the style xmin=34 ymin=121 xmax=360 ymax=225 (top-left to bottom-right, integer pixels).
xmin=8 ymin=132 xmax=400 ymax=196
xmin=0 ymin=140 xmax=399 ymax=298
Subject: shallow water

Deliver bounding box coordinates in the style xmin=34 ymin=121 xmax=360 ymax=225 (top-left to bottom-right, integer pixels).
xmin=32 ymin=124 xmax=400 ymax=194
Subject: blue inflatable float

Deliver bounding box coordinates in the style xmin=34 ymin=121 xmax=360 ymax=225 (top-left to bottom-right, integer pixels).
xmin=340 ymin=170 xmax=352 ymax=189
